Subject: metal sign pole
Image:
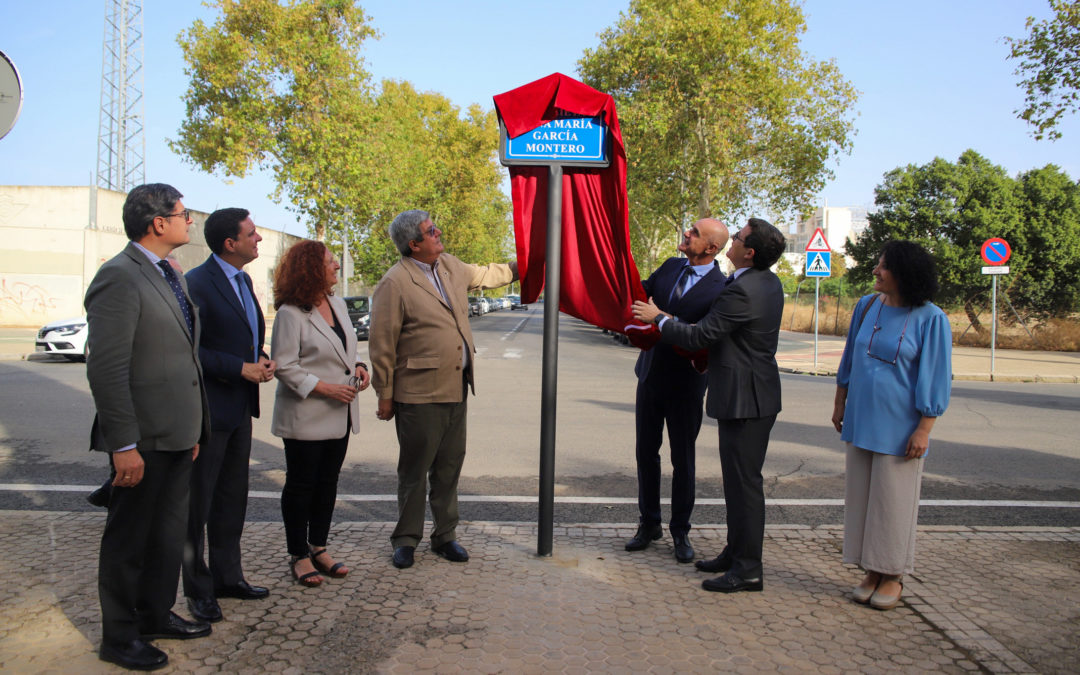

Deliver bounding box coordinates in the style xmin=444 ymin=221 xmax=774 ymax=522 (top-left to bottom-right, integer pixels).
xmin=991 ymin=274 xmax=997 ymax=378
xmin=814 ymin=277 xmax=820 ymax=370
xmin=537 ymin=164 xmax=563 ymax=557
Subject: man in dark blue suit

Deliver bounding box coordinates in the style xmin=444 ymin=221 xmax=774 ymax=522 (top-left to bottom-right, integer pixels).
xmin=625 ymin=218 xmax=728 ymax=564
xmin=183 ymin=208 xmax=276 ymax=622
xmin=634 ymin=217 xmax=786 ymax=593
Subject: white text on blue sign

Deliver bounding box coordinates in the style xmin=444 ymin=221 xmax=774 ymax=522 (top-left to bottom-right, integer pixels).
xmin=506 ymin=117 xmax=607 ymax=162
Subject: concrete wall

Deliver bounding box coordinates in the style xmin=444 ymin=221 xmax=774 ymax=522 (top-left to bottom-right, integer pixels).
xmin=0 ymin=185 xmax=301 ymax=327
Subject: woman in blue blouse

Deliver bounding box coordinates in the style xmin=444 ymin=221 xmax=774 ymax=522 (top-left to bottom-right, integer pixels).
xmin=832 ymin=241 xmax=951 ymax=610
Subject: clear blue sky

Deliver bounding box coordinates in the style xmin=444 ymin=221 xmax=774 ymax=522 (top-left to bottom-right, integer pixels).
xmin=3 ymin=1 xmax=1078 ymax=237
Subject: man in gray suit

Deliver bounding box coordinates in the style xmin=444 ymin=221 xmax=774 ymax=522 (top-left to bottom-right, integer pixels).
xmin=86 ymin=183 xmax=212 ymax=671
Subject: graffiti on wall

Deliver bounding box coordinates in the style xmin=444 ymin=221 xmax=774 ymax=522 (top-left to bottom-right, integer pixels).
xmin=0 ymin=278 xmax=60 ymax=320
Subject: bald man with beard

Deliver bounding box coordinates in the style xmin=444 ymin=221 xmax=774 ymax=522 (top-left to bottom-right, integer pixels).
xmin=625 ymin=218 xmax=729 ymax=564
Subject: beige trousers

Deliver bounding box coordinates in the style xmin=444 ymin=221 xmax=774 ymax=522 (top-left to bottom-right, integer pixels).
xmin=843 ymin=442 xmax=925 ymax=575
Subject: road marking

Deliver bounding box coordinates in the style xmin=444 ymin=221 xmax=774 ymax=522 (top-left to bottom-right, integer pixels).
xmin=503 ymin=349 xmax=522 ymax=359
xmin=501 ymin=316 xmax=531 ymax=341
xmin=4 ymin=485 xmax=1078 ymax=508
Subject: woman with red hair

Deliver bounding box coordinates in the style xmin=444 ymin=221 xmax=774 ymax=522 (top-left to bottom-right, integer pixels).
xmin=270 ymin=240 xmax=369 ymax=586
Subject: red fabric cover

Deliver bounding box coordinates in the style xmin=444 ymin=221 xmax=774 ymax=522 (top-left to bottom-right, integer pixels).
xmin=493 ymin=73 xmax=648 ymax=334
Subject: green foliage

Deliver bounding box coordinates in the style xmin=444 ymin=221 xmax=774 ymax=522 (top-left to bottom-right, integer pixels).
xmin=577 ymin=0 xmax=858 ymax=273
xmin=173 ymin=1 xmax=510 ymax=285
xmin=343 ymin=81 xmax=511 ymax=283
xmin=1007 ymin=0 xmax=1080 ymax=141
xmin=173 ymin=0 xmax=377 ymax=241
xmin=848 ymin=150 xmax=1080 ymax=317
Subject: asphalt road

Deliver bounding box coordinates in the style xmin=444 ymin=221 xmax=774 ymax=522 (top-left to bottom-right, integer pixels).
xmin=2 ymin=305 xmax=1078 ymax=527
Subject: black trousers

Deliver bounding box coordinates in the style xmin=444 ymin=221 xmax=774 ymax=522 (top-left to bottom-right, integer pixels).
xmin=281 ymin=434 xmax=349 ymax=557
xmin=634 ymin=379 xmax=705 ymax=535
xmin=183 ymin=417 xmax=253 ymax=599
xmin=99 ymin=449 xmax=191 ymax=643
xmin=716 ymin=415 xmax=776 ymax=579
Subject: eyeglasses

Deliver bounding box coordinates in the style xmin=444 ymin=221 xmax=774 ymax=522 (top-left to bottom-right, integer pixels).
xmin=730 ymin=232 xmax=744 ymax=244
xmin=161 ymin=209 xmax=190 ymax=220
xmin=866 ymin=300 xmax=912 ymax=365
xmin=419 ymin=224 xmax=440 ymax=238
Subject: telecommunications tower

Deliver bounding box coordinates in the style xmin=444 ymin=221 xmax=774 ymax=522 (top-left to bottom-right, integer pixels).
xmin=96 ymin=0 xmax=145 ymax=192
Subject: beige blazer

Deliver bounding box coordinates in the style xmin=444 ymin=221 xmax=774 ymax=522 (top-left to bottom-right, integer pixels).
xmin=270 ymin=295 xmax=360 ymax=440
xmin=369 ymin=253 xmax=516 ymax=404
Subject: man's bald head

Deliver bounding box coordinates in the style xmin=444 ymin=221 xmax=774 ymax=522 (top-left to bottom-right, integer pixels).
xmin=679 ymin=217 xmax=729 ymax=265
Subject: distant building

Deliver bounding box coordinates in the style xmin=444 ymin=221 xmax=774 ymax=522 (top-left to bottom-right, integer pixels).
xmin=783 ymin=205 xmax=868 ymax=266
xmin=0 ymin=185 xmax=302 ymax=326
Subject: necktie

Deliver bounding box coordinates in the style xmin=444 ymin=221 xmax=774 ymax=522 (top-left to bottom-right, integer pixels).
xmin=669 ymin=265 xmax=693 ymax=303
xmin=237 ymin=272 xmax=259 ymax=356
xmin=724 ymin=273 xmax=738 ymax=288
xmin=157 ymin=260 xmax=194 ymax=335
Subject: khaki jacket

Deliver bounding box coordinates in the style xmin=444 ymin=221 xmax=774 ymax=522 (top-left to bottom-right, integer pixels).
xmin=370 ymin=253 xmax=516 ymax=404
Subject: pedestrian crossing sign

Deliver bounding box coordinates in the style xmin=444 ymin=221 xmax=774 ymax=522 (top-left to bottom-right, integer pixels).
xmin=806 ymin=251 xmax=831 ymax=277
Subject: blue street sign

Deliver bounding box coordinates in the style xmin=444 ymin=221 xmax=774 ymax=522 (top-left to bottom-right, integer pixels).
xmin=500 ymin=114 xmax=609 ymax=167
xmin=806 ymin=251 xmax=831 ymax=277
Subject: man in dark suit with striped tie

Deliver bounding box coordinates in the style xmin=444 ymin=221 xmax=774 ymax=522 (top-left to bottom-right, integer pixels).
xmin=182 ymin=208 xmax=276 ymax=624
xmin=634 ymin=217 xmax=786 ymax=593
xmin=86 ymin=183 xmax=212 ymax=670
xmin=625 ymin=218 xmax=728 ymax=564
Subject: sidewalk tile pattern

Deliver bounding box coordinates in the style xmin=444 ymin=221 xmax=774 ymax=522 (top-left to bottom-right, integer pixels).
xmin=0 ymin=512 xmax=1076 ymax=673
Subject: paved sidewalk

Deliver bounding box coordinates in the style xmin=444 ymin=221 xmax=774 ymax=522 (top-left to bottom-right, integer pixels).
xmin=1 ymin=511 xmax=1076 ymax=673
xmin=776 ymin=331 xmax=1080 ymax=383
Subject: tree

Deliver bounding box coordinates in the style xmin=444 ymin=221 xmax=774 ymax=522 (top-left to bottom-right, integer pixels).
xmin=173 ymin=0 xmax=378 ymax=242
xmin=847 ymin=150 xmax=1080 ymax=328
xmin=577 ymin=0 xmax=858 ymax=273
xmin=173 ymin=1 xmax=512 ymax=286
xmin=1007 ymin=0 xmax=1080 ymax=141
xmin=344 ymin=81 xmax=512 ymax=284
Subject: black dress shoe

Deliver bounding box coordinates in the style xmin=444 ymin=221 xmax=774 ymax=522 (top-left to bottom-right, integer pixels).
xmin=624 ymin=524 xmax=662 ymax=551
xmin=187 ymin=596 xmax=223 ymax=623
xmin=701 ymin=571 xmax=763 ymax=593
xmin=433 ymin=540 xmax=469 ymax=562
xmin=86 ymin=481 xmax=111 ymax=508
xmin=695 ymin=554 xmax=733 ymax=574
xmin=672 ymin=534 xmax=695 ymax=563
xmin=139 ymin=611 xmax=212 ymax=640
xmin=215 ymin=580 xmax=269 ymax=600
xmin=99 ymin=638 xmax=167 ymax=671
xmin=392 ymin=545 xmax=415 ymax=569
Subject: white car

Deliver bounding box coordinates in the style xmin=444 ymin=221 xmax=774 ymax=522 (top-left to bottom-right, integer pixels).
xmin=36 ymin=316 xmax=89 ymax=361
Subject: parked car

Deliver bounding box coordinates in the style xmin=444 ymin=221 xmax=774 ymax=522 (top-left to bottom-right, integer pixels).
xmin=36 ymin=316 xmax=89 ymax=361
xmin=479 ymin=297 xmax=494 ymax=314
xmin=508 ymin=294 xmax=527 ymax=310
xmin=469 ymin=296 xmax=486 ymax=316
xmin=343 ymin=295 xmax=370 ymax=340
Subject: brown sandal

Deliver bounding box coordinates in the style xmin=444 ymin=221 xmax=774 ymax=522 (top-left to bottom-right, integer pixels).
xmin=291 ymin=555 xmax=323 ymax=587
xmin=310 ymin=547 xmax=349 ymax=578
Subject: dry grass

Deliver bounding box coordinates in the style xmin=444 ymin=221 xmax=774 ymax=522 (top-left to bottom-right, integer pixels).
xmin=785 ymin=296 xmax=1080 ymax=352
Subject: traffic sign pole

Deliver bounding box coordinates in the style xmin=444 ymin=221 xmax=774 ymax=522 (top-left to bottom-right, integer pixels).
xmin=991 ymin=274 xmax=997 ymax=377
xmin=979 ymin=237 xmax=1010 ymax=379
xmin=814 ymin=278 xmax=820 ymax=370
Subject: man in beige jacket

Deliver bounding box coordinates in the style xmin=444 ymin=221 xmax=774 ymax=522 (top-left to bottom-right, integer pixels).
xmin=370 ymin=209 xmax=517 ymax=569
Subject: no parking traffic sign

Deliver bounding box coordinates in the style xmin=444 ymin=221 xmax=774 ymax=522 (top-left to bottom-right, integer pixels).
xmin=981 ymin=238 xmax=1011 ymax=265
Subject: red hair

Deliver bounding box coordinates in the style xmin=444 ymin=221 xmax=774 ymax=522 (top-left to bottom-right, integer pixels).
xmin=273 ymin=240 xmax=332 ymax=309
